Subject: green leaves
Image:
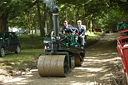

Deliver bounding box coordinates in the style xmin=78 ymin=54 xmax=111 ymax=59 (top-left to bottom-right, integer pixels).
xmin=0 ymin=0 xmax=128 ymax=33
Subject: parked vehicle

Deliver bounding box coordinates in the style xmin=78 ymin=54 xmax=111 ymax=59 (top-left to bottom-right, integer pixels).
xmin=0 ymin=32 xmax=21 ymax=57
xmin=94 ymin=28 xmax=102 ymax=32
xmin=18 ymin=30 xmax=29 ymax=34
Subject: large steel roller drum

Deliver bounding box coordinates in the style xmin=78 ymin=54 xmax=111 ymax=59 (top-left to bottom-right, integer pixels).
xmin=37 ymin=55 xmax=69 ymax=77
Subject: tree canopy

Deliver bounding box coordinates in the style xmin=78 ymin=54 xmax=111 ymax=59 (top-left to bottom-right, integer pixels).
xmin=0 ymin=0 xmax=128 ymax=36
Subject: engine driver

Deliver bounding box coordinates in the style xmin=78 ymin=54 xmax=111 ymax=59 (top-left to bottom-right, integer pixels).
xmin=62 ymin=21 xmax=74 ymax=35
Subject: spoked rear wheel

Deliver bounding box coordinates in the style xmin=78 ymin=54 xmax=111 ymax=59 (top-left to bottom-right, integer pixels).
xmin=74 ymin=53 xmax=85 ymax=66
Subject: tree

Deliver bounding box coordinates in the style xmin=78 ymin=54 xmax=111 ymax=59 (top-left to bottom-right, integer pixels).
xmin=0 ymin=0 xmax=37 ymax=32
xmin=1 ymin=0 xmax=128 ymax=35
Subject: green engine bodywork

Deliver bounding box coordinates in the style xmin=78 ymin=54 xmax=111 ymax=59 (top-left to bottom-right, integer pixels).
xmin=63 ymin=34 xmax=80 ymax=47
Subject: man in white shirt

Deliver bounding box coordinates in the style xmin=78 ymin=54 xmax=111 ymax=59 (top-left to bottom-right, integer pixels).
xmin=76 ymin=20 xmax=86 ymax=48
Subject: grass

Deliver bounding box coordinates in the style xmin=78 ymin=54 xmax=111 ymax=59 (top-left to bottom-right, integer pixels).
xmin=18 ymin=35 xmax=44 ymax=49
xmin=0 ymin=32 xmax=102 ymax=72
xmin=0 ymin=49 xmax=44 ymax=70
xmin=86 ymin=31 xmax=103 ymax=44
xmin=0 ymin=35 xmax=44 ymax=71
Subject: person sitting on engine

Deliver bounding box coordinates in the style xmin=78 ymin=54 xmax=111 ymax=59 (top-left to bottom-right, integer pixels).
xmin=119 ymin=21 xmax=127 ymax=30
xmin=62 ymin=21 xmax=74 ymax=35
xmin=76 ymin=20 xmax=86 ymax=48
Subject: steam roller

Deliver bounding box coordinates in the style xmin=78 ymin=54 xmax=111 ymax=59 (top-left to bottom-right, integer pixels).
xmin=37 ymin=8 xmax=85 ymax=77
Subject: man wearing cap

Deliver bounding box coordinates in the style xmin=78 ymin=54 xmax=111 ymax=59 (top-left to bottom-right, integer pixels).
xmin=62 ymin=21 xmax=74 ymax=34
xmin=76 ymin=20 xmax=86 ymax=48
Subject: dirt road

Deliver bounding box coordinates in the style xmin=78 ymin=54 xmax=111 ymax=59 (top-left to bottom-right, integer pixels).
xmin=2 ymin=33 xmax=126 ymax=85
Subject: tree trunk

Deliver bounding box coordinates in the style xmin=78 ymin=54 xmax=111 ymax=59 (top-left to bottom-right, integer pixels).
xmin=76 ymin=8 xmax=79 ymax=23
xmin=92 ymin=17 xmax=94 ymax=32
xmin=66 ymin=5 xmax=68 ymax=20
xmin=35 ymin=27 xmax=37 ymax=34
xmin=90 ymin=20 xmax=92 ymax=31
xmin=37 ymin=0 xmax=44 ymax=37
xmin=0 ymin=14 xmax=8 ymax=32
xmin=49 ymin=11 xmax=53 ymax=31
xmin=28 ymin=27 xmax=30 ymax=34
xmin=42 ymin=3 xmax=47 ymax=37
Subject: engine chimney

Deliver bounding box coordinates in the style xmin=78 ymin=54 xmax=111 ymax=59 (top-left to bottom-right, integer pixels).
xmin=52 ymin=8 xmax=59 ymax=38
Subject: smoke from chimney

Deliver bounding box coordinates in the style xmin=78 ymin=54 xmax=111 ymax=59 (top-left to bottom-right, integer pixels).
xmin=42 ymin=0 xmax=58 ymax=12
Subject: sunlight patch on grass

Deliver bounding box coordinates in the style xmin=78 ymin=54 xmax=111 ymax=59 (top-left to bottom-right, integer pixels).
xmin=0 ymin=49 xmax=43 ymax=70
xmin=86 ymin=31 xmax=102 ymax=36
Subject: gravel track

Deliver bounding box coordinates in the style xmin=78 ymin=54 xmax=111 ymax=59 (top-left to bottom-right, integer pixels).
xmin=1 ymin=33 xmax=127 ymax=85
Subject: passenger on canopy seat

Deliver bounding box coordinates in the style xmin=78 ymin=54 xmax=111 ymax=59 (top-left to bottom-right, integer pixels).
xmin=76 ymin=20 xmax=86 ymax=48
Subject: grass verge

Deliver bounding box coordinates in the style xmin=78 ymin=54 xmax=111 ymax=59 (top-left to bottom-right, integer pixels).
xmin=86 ymin=31 xmax=103 ymax=46
xmin=0 ymin=35 xmax=44 ymax=75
